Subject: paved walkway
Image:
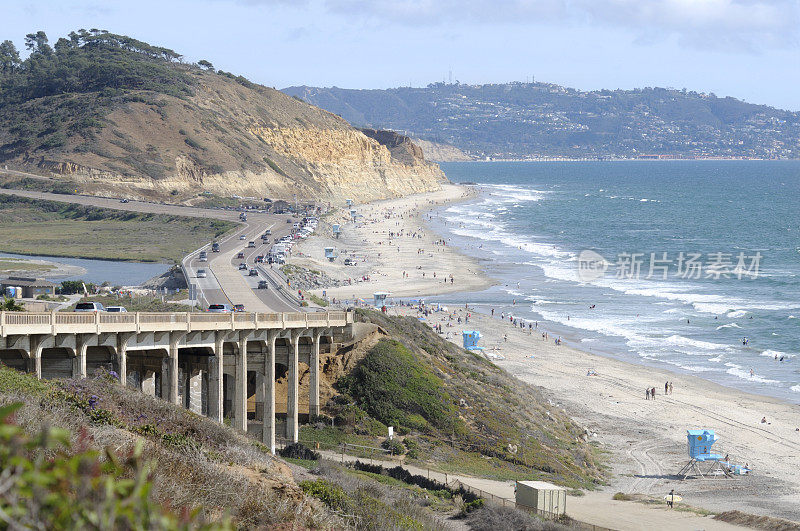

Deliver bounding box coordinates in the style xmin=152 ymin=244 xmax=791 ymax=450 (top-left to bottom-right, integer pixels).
xmin=315 ymin=449 xmax=745 ymax=531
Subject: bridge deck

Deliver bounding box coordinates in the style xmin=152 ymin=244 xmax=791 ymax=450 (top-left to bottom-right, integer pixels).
xmin=0 ymin=311 xmax=351 ymax=336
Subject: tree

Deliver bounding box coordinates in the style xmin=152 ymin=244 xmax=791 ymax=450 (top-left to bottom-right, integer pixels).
xmin=24 ymin=31 xmax=52 ymax=56
xmin=0 ymin=40 xmax=21 ymax=74
xmin=1 ymin=297 xmax=25 ymax=311
xmin=197 ymin=59 xmax=214 ymax=71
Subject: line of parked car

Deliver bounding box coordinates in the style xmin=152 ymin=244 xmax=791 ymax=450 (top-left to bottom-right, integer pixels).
xmin=74 ymin=302 xmax=127 ymax=312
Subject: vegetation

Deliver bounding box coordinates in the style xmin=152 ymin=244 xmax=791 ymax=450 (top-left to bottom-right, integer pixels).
xmin=0 ymin=402 xmax=223 ymax=529
xmin=1 ymin=297 xmax=25 ymax=311
xmin=309 ymin=311 xmax=605 ymax=488
xmin=0 ymin=367 xmax=337 ymax=528
xmin=285 ymin=83 xmax=800 ymax=159
xmin=0 ymin=195 xmax=236 ymax=262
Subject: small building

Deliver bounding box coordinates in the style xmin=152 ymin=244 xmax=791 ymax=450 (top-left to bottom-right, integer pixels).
xmin=332 ymin=224 xmax=341 ymax=238
xmin=1 ymin=277 xmax=58 ymax=298
xmin=462 ymin=330 xmax=483 ymax=351
xmin=515 ymin=481 xmax=566 ymax=516
xmin=324 ymin=247 xmax=338 ymax=262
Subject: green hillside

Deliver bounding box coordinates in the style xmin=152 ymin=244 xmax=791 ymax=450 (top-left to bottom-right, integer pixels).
xmin=283 ymin=82 xmax=800 ymax=159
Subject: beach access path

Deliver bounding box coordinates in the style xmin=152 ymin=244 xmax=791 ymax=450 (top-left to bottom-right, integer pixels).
xmin=311 ymin=448 xmax=743 ymax=531
xmin=290 ymin=183 xmax=800 ymax=524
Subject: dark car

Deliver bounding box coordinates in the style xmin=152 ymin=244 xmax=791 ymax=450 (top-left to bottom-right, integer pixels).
xmin=233 ymin=304 xmax=245 ymax=312
xmin=249 ymin=268 xmax=259 ymax=276
xmin=257 ymin=280 xmax=269 ymax=289
xmin=236 ymin=251 xmax=245 ymax=259
xmin=238 ymin=263 xmax=247 ymax=270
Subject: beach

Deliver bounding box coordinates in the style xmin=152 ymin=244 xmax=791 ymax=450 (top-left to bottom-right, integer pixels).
xmin=292 ymin=183 xmax=800 ymax=524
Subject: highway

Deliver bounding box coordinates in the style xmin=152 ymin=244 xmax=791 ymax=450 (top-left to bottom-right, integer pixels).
xmin=0 ymin=179 xmax=301 ymax=312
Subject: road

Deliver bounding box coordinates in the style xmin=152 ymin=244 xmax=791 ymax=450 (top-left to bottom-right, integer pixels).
xmin=0 ymin=183 xmax=301 ymax=312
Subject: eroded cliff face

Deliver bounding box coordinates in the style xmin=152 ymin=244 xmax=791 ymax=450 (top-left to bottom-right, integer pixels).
xmin=1 ymin=71 xmax=446 ymax=203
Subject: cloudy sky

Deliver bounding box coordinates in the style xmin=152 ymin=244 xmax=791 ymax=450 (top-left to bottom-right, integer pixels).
xmin=3 ymin=0 xmax=800 ymax=109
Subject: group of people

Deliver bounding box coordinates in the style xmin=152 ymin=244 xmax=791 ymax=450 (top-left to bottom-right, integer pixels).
xmin=645 ymin=382 xmax=674 ymax=400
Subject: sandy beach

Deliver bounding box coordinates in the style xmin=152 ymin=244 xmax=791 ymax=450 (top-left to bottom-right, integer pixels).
xmin=290 ymin=183 xmax=800 ymax=525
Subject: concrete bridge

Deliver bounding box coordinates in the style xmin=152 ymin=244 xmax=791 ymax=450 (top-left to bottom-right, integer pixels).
xmin=0 ymin=310 xmax=354 ymax=452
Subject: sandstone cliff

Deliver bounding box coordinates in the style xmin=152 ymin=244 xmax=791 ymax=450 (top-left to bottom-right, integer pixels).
xmin=0 ymin=66 xmax=445 ymax=204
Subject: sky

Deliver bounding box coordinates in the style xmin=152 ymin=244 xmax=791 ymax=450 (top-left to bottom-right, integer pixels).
xmin=2 ymin=0 xmax=800 ymax=110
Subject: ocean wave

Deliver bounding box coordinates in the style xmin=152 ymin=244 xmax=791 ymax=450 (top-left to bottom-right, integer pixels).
xmin=716 ymin=323 xmax=741 ymax=330
xmin=662 ymin=334 xmax=733 ymax=352
xmin=760 ymin=350 xmax=794 ymax=359
xmin=724 ymin=363 xmax=780 ymax=384
xmin=792 ymin=385 xmax=800 ymax=393
xmin=726 ymin=310 xmax=748 ymax=318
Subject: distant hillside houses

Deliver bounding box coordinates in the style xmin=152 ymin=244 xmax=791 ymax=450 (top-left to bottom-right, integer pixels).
xmin=283 ymin=82 xmax=800 ymax=160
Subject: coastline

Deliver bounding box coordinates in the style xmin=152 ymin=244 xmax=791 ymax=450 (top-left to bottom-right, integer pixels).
xmin=294 ymin=182 xmax=800 ymax=522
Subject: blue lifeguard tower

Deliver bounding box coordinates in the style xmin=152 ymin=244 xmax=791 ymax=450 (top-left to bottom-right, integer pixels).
xmin=678 ymin=429 xmax=733 ymax=479
xmin=332 ymin=224 xmax=341 ymax=238
xmin=462 ymin=331 xmax=483 ymax=351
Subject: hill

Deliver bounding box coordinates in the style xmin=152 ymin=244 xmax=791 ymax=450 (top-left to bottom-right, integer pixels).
xmin=0 ymin=30 xmax=444 ymax=203
xmin=283 ymin=82 xmax=800 ymax=160
xmin=305 ymin=311 xmax=604 ymax=489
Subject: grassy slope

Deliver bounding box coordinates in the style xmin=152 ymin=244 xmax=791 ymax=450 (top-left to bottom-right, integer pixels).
xmin=307 ymin=311 xmax=605 ymax=489
xmin=0 ymin=195 xmax=236 ymax=262
xmin=0 ymin=367 xmax=337 ymax=528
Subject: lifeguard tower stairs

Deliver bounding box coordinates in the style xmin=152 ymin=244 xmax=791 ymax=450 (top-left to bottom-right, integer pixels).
xmin=678 ymin=429 xmax=733 ymax=479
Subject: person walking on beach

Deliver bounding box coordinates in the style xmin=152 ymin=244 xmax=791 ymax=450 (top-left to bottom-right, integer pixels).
xmin=646 ymin=388 xmax=650 ymax=400
xmin=651 ymin=387 xmax=656 ymax=400
xmin=669 ymin=382 xmax=673 ymax=395
xmin=665 ymin=381 xmax=669 ymax=395
xmin=667 ymin=489 xmax=675 ymax=508
xmin=491 ymin=308 xmax=494 ymax=316
xmin=503 ymin=333 xmax=508 ymax=342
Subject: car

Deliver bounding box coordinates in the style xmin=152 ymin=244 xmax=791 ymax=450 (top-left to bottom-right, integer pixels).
xmin=236 ymin=251 xmax=245 ymax=259
xmin=198 ymin=251 xmax=208 ymax=262
xmin=257 ymin=280 xmax=269 ymax=289
xmin=264 ymin=229 xmax=272 ymax=236
xmin=239 ymin=235 xmax=246 ymax=240
xmin=238 ymin=263 xmax=248 ymax=270
xmin=207 ymin=304 xmax=232 ymax=313
xmin=255 ymin=255 xmax=264 ymax=263
xmin=106 ymin=306 xmax=127 ymax=313
xmin=247 ymin=241 xmax=256 ymax=248
xmin=211 ymin=243 xmax=220 ymax=252
xmin=119 ymin=198 xmax=129 ymax=203
xmin=233 ymin=304 xmax=246 ymax=312
xmin=197 ymin=269 xmax=207 ymax=278
xmin=344 ymin=257 xmax=356 ymax=266
xmin=286 ymin=218 xmax=292 ymax=223
xmin=249 ymin=268 xmax=259 ymax=276
xmin=75 ymin=302 xmax=105 ymax=312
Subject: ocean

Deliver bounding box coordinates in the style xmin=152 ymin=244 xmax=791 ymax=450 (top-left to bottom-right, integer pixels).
xmin=431 ymin=161 xmax=800 ymax=403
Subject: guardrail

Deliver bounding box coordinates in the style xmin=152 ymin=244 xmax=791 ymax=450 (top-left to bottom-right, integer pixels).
xmin=0 ymin=310 xmax=352 ymax=337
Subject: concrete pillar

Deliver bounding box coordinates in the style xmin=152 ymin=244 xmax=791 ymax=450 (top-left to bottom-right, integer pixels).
xmin=263 ymin=331 xmax=276 ymax=453
xmin=286 ymin=331 xmax=300 ymax=443
xmin=188 ymin=368 xmax=203 ymax=414
xmin=29 ymin=335 xmax=44 ymax=379
xmin=168 ymin=334 xmax=182 ymax=405
xmin=142 ymin=370 xmax=156 ymax=396
xmin=207 ymin=333 xmax=224 ymax=423
xmin=74 ymin=335 xmax=89 ymax=379
xmin=309 ymin=332 xmax=321 ymax=418
xmin=234 ymin=334 xmax=248 ymax=432
xmin=116 ymin=334 xmax=128 ymax=386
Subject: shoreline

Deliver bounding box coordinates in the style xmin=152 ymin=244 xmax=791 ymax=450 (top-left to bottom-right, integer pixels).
xmin=293 ymin=182 xmax=800 ymax=522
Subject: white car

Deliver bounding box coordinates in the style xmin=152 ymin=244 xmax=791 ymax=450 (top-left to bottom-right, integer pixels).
xmin=106 ymin=306 xmax=127 ymax=313
xmin=239 ymin=235 xmax=246 ymax=240
xmin=75 ymin=302 xmax=105 ymax=312
xmin=197 ymin=269 xmax=207 ymax=278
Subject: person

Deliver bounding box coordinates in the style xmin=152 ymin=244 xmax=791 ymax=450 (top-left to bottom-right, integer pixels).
xmin=761 ymin=417 xmax=767 ymax=424
xmin=645 ymin=388 xmax=650 ymax=400
xmin=665 ymin=381 xmax=669 ymax=395
xmin=651 ymin=387 xmax=656 ymax=400
xmin=504 ymin=333 xmax=508 ymax=342
xmin=667 ymin=489 xmax=675 ymax=508
xmin=669 ymin=381 xmax=673 ymax=395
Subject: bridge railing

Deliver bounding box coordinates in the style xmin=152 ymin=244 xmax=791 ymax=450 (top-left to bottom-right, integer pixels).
xmin=0 ymin=310 xmax=352 ymax=337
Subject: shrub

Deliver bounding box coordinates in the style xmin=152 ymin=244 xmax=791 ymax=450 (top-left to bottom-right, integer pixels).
xmin=278 ymin=442 xmax=320 ymax=461
xmin=380 ymin=437 xmax=405 ymax=456
xmin=299 ymin=479 xmax=349 ymax=512
xmin=0 ymin=402 xmax=221 ymax=529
